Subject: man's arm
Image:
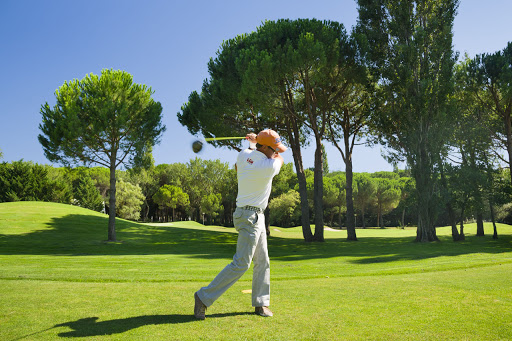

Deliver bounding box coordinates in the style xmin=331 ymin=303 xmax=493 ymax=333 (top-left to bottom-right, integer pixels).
xmin=246 ymin=133 xmax=257 ymax=150
xmin=236 ymin=133 xmax=257 ymax=172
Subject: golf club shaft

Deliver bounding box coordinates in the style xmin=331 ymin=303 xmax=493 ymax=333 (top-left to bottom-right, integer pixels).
xmin=204 ymin=136 xmax=245 ymax=142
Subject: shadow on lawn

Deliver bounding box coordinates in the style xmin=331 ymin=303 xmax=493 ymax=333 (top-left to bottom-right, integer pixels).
xmin=0 ymin=214 xmax=239 ymax=257
xmin=269 ymin=232 xmax=512 ymax=264
xmin=54 ymin=313 xmax=252 ymax=337
xmin=0 ymin=213 xmax=511 ymax=263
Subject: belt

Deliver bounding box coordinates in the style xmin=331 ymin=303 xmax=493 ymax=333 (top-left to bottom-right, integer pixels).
xmin=240 ymin=205 xmax=264 ymax=214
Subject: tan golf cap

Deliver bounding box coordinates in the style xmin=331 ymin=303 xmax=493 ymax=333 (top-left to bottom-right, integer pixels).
xmin=256 ymin=129 xmax=288 ymax=153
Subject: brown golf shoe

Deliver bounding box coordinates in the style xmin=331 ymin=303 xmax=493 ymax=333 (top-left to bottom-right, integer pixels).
xmin=194 ymin=292 xmax=207 ymax=320
xmin=255 ymin=306 xmax=273 ymax=317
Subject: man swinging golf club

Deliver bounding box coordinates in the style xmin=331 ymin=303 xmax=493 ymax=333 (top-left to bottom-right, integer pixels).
xmin=194 ymin=129 xmax=287 ymax=319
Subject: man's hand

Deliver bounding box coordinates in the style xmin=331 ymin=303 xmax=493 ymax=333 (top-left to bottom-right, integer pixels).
xmin=246 ymin=133 xmax=257 ymax=144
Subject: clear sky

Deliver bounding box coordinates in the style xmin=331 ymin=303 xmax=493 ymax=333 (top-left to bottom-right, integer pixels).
xmin=1 ymin=0 xmax=510 ymax=173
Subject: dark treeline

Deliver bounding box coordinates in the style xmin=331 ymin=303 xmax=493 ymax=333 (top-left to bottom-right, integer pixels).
xmin=177 ymin=7 xmax=512 ymax=242
xmin=2 ymin=159 xmax=512 ymax=235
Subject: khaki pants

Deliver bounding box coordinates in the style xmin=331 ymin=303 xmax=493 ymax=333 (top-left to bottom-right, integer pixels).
xmin=196 ymin=207 xmax=270 ymax=307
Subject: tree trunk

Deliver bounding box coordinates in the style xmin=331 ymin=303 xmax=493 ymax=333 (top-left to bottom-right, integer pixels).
xmin=286 ymin=116 xmax=313 ymax=242
xmin=379 ymin=204 xmax=384 ymax=228
xmin=460 ymin=197 xmax=468 ymax=240
xmin=377 ymin=205 xmax=382 ymax=228
xmin=416 ymin=202 xmax=438 ymax=242
xmin=476 ymin=212 xmax=485 ymax=236
xmin=448 ymin=202 xmax=462 ymax=241
xmin=440 ymin=162 xmax=462 ymax=241
xmin=503 ymin=113 xmax=512 ymax=184
xmin=459 ymin=202 xmax=466 ymax=238
xmin=264 ymin=207 xmax=270 ymax=236
xmin=313 ymin=140 xmax=324 ymax=242
xmin=447 ymin=202 xmax=461 ymax=241
xmin=362 ymin=209 xmax=366 ymax=229
xmin=489 ymin=202 xmax=498 ymax=239
xmin=108 ymin=154 xmax=117 ymax=242
xmin=345 ymin=142 xmax=357 ymax=241
xmin=144 ymin=200 xmax=150 ymax=221
xmin=401 ymin=208 xmax=406 ymax=228
xmin=297 ymin=169 xmax=312 ymax=241
xmin=473 ymin=152 xmax=485 ymax=237
xmin=328 ymin=211 xmax=335 ymax=228
xmin=413 ymin=156 xmax=439 ymax=242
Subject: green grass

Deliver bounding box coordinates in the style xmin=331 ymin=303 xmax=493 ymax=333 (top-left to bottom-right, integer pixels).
xmin=1 ymin=201 xmax=512 ymax=340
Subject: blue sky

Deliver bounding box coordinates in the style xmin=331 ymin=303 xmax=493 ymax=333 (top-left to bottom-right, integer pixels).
xmin=1 ymin=0 xmax=510 ymax=173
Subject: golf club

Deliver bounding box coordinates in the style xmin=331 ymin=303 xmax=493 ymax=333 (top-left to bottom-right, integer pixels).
xmin=205 ymin=136 xmax=245 ymax=142
xmin=192 ymin=136 xmax=246 ymax=153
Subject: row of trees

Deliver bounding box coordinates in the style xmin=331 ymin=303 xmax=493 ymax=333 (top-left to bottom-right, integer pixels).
xmin=179 ymin=3 xmax=512 ymax=242
xmin=2 ymin=159 xmax=512 ymax=236
xmin=0 ymin=161 xmax=143 ymax=220
xmin=0 ymin=159 xmax=235 ymax=225
xmin=32 ymin=2 xmax=511 ymax=242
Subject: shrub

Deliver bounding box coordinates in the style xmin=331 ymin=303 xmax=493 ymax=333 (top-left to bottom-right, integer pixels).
xmin=116 ymin=179 xmax=145 ymax=221
xmin=269 ymin=190 xmax=301 ymax=228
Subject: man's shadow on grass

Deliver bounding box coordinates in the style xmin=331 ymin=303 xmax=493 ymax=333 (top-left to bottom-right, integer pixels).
xmin=54 ymin=313 xmax=252 ymax=337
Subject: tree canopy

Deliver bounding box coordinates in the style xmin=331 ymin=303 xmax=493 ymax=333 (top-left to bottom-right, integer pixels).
xmin=467 ymin=42 xmax=512 ymax=182
xmin=180 ymin=19 xmax=368 ymax=242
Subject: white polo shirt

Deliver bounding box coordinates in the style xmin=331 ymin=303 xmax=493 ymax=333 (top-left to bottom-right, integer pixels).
xmin=235 ymin=148 xmax=282 ymax=210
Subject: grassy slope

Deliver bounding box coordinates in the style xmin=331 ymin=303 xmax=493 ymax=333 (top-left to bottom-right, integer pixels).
xmin=1 ymin=201 xmax=511 ymax=340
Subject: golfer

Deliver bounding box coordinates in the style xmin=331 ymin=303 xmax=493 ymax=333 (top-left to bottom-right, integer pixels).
xmin=194 ymin=129 xmax=287 ymax=319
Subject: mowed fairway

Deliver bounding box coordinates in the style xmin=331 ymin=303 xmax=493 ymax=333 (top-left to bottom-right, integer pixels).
xmin=1 ymin=202 xmax=512 ymax=340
